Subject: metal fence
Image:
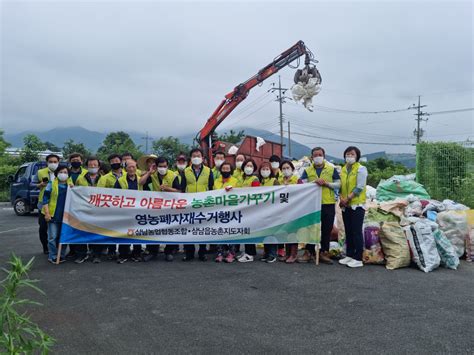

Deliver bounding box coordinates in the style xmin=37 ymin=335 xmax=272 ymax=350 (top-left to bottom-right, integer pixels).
xmin=416 ymin=142 xmax=474 ymax=208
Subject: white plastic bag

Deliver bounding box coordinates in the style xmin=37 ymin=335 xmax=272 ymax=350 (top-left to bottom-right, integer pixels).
xmin=437 ymin=211 xmax=469 ymax=257
xmin=403 ymin=220 xmax=440 ymax=272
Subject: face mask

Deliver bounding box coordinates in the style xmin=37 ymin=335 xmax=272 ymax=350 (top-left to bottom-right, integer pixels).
xmin=57 ymin=173 xmax=69 ymax=182
xmin=244 ymin=167 xmax=254 ymax=176
xmin=177 ymin=164 xmax=186 ymax=171
xmin=48 ymin=163 xmax=58 ymax=171
xmin=236 ymin=161 xmax=243 ymax=169
xmin=261 ymin=169 xmax=271 ymax=178
xmin=111 ymin=163 xmax=121 ymax=170
xmin=88 ymin=167 xmax=99 ymax=175
xmin=214 ymin=159 xmax=224 ymax=167
xmin=282 ymin=169 xmax=293 ymax=177
xmin=71 ymin=161 xmax=82 ymax=169
xmin=191 ymin=157 xmax=202 ymax=165
xmin=345 ymin=157 xmax=356 ymax=165
xmin=157 ymin=167 xmax=168 ymax=175
xmin=271 ymin=162 xmax=280 ymax=169
xmin=313 ymin=156 xmax=324 ymax=165
xmin=221 ymin=171 xmax=231 ymax=179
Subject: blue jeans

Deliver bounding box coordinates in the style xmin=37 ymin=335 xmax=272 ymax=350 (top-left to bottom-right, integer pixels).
xmin=48 ymin=221 xmax=66 ymax=261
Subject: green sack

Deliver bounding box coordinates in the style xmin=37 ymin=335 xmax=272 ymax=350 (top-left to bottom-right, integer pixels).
xmin=376 ymin=178 xmax=430 ymax=202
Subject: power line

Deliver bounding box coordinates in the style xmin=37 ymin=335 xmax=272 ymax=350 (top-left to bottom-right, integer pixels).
xmin=290 ymin=131 xmax=414 ymax=146
xmin=427 ymin=108 xmax=474 ymax=116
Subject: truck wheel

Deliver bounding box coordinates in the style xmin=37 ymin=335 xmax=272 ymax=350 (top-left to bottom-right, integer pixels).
xmin=13 ymin=198 xmax=30 ymax=216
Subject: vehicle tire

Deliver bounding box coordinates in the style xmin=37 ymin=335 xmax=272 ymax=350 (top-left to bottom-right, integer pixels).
xmin=13 ymin=198 xmax=30 ymax=216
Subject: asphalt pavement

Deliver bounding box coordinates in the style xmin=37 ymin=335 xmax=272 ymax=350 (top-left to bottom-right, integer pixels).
xmin=0 ymin=204 xmax=473 ymax=354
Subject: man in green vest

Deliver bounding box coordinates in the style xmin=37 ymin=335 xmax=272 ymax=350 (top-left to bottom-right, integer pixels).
xmin=97 ymin=153 xmax=124 ymax=259
xmin=37 ymin=153 xmax=61 ymax=254
xmin=180 ymin=148 xmax=214 ymax=261
xmin=300 ymin=147 xmax=341 ymax=264
xmin=68 ymin=153 xmax=88 ymax=185
xmin=212 ymin=151 xmax=226 ymax=181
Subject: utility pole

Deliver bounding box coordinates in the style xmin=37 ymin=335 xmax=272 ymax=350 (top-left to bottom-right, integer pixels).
xmin=269 ymin=75 xmax=289 ymax=152
xmin=288 ymin=121 xmax=291 ymax=158
xmin=141 ymin=131 xmax=152 ymax=154
xmin=412 ymin=96 xmax=428 ymax=143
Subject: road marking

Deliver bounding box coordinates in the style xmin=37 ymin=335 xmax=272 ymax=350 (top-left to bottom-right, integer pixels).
xmin=0 ymin=226 xmax=36 ymax=234
xmin=2 ymin=208 xmax=13 ymax=211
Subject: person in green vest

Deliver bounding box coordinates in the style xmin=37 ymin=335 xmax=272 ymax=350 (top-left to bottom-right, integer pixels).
xmin=37 ymin=153 xmax=61 ymax=255
xmin=42 ymin=164 xmax=72 ymax=264
xmin=236 ymin=159 xmax=261 ymax=263
xmin=278 ymin=160 xmax=303 ymax=263
xmin=212 ymin=151 xmax=226 ymax=181
xmin=174 ymin=153 xmax=188 ymax=185
xmin=338 ymin=146 xmax=367 ymax=269
xmin=213 ymin=162 xmax=239 ymax=263
xmin=141 ymin=156 xmax=182 ymax=262
xmin=97 ymin=154 xmax=124 ymax=259
xmin=258 ymin=161 xmax=280 ymax=263
xmin=114 ymin=159 xmax=143 ymax=264
xmin=232 ymin=153 xmax=245 ymax=185
xmin=75 ymin=156 xmax=104 ymax=264
xmin=68 ymin=153 xmax=88 ymax=185
xmin=122 ymin=152 xmax=143 ymax=177
xmin=181 ymin=148 xmax=214 ymax=261
xmin=299 ymin=147 xmax=341 ymax=264
xmin=269 ymin=155 xmax=284 ymax=257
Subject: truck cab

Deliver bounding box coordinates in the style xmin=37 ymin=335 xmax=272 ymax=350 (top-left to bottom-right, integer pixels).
xmin=8 ymin=161 xmax=47 ymax=216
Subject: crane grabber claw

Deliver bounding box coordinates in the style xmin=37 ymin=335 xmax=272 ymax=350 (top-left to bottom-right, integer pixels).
xmin=291 ymin=48 xmax=322 ymax=112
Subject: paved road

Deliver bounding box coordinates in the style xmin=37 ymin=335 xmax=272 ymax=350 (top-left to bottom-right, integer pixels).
xmin=1 ymin=206 xmax=473 ymax=354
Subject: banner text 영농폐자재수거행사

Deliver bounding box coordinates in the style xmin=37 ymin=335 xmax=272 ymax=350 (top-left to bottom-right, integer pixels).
xmin=59 ymin=184 xmax=321 ymax=245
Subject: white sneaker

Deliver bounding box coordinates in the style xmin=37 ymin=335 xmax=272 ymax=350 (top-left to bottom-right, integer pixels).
xmin=347 ymin=259 xmax=363 ymax=268
xmin=338 ymin=256 xmax=353 ymax=265
xmin=237 ymin=253 xmax=254 ymax=263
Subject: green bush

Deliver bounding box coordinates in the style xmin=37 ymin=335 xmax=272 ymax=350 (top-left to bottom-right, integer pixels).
xmin=0 ymin=165 xmax=18 ymax=202
xmin=0 ymin=254 xmax=56 ymax=354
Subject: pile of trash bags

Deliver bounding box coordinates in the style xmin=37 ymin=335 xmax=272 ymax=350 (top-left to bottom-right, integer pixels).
xmin=349 ymin=174 xmax=473 ymax=272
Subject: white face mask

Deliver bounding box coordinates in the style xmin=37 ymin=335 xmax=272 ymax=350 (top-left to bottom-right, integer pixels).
xmin=261 ymin=169 xmax=271 ymax=178
xmin=313 ymin=156 xmax=324 ymax=165
xmin=191 ymin=157 xmax=202 ymax=165
xmin=244 ymin=166 xmax=254 ymax=175
xmin=157 ymin=167 xmax=168 ymax=175
xmin=282 ymin=168 xmax=293 ymax=177
xmin=88 ymin=167 xmax=99 ymax=175
xmin=48 ymin=163 xmax=58 ymax=171
xmin=57 ymin=173 xmax=69 ymax=182
xmin=345 ymin=156 xmax=356 ymax=165
xmin=236 ymin=161 xmax=243 ymax=169
xmin=214 ymin=159 xmax=224 ymax=167
xmin=271 ymin=162 xmax=280 ymax=169
xmin=177 ymin=164 xmax=186 ymax=171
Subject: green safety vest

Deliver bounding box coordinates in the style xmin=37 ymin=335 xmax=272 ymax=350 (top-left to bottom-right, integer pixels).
xmin=341 ymin=162 xmax=366 ymax=206
xmin=37 ymin=167 xmax=53 ymax=204
xmin=239 ymin=175 xmax=259 ymax=188
xmin=75 ymin=173 xmax=100 ymax=187
xmin=213 ymin=176 xmax=238 ymax=190
xmin=117 ymin=174 xmax=143 ymax=190
xmin=184 ymin=166 xmax=210 ymax=193
xmin=97 ymin=171 xmax=122 ymax=188
xmin=149 ymin=170 xmax=177 ymax=191
xmin=261 ymin=177 xmax=278 ymax=186
xmin=304 ymin=163 xmax=336 ymax=205
xmin=42 ymin=178 xmax=72 ymax=216
xmin=278 ymin=174 xmax=299 ymax=185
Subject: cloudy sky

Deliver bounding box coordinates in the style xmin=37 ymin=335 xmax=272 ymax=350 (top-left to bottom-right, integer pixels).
xmin=1 ymin=0 xmax=473 ymax=156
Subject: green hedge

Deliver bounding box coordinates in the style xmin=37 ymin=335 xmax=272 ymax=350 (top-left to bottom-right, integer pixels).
xmin=416 ymin=142 xmax=474 ymax=208
xmin=0 ymin=165 xmax=17 ymax=202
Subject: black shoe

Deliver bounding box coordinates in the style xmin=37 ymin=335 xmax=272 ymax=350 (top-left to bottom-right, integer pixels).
xmin=92 ymin=256 xmax=101 ymax=264
xmin=165 ymin=254 xmax=174 ymax=262
xmin=142 ymin=254 xmax=157 ymax=262
xmin=131 ymin=256 xmax=141 ymax=262
xmin=260 ymin=255 xmax=268 ymax=262
xmin=266 ymin=256 xmax=277 ymax=263
xmin=74 ymin=255 xmax=89 ymax=264
xmin=198 ymin=255 xmax=207 ymax=262
xmin=182 ymin=256 xmax=194 ymax=262
xmin=117 ymin=257 xmax=128 ymax=264
xmin=107 ymin=252 xmax=117 ymax=261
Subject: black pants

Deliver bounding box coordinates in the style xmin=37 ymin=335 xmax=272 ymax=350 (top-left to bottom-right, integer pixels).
xmin=184 ymin=244 xmax=207 ymax=258
xmin=306 ymin=204 xmax=336 ymax=255
xmin=244 ymin=244 xmax=256 ymax=256
xmin=342 ymin=207 xmax=365 ymax=261
xmin=118 ymin=245 xmax=141 ymax=258
xmin=38 ymin=213 xmax=48 ymax=251
xmin=91 ymin=245 xmax=105 ymax=257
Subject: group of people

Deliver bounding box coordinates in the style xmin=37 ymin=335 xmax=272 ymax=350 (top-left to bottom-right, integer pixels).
xmin=37 ymin=145 xmax=367 ymax=268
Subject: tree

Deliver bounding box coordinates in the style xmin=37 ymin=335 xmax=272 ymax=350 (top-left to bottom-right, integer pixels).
xmin=151 ymin=136 xmax=189 ymax=162
xmin=43 ymin=141 xmax=61 ymax=152
xmin=96 ymin=131 xmax=142 ymax=161
xmin=0 ymin=130 xmax=11 ymax=159
xmin=62 ymin=139 xmax=91 ymax=159
xmin=365 ymin=157 xmax=412 ymax=187
xmin=20 ymin=134 xmax=45 ymax=163
xmin=216 ymin=129 xmax=245 ymax=144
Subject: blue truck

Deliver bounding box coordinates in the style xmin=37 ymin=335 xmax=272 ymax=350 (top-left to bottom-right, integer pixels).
xmin=8 ymin=161 xmax=47 ymax=216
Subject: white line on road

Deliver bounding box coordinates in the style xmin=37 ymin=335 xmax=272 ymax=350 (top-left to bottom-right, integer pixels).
xmin=0 ymin=226 xmax=36 ymax=234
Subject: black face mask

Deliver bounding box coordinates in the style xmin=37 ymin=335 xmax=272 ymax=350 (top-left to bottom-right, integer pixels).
xmin=111 ymin=163 xmax=121 ymax=170
xmin=221 ymin=171 xmax=231 ymax=178
xmin=71 ymin=161 xmax=82 ymax=169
